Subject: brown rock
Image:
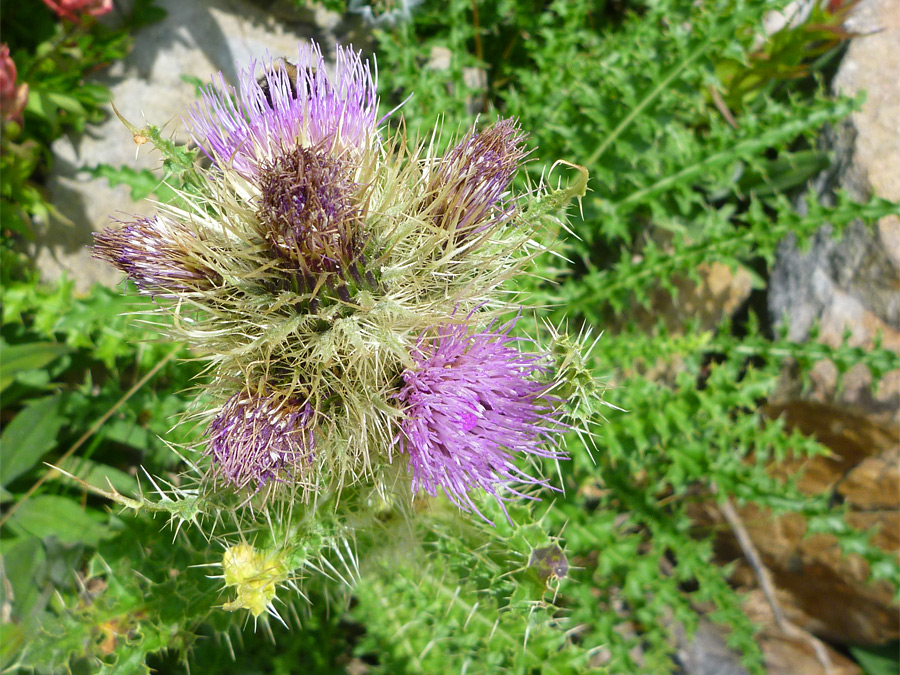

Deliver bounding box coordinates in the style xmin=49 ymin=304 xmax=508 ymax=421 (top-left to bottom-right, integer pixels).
xmin=838 ymin=447 xmax=900 ymax=511
xmin=743 ymin=589 xmax=863 ymax=675
xmin=696 ymin=492 xmax=898 ymax=644
xmin=752 ymin=0 xmax=900 ymax=646
xmin=693 ymin=401 xmax=900 ymax=644
xmin=623 ymin=261 xmax=754 ymax=336
xmin=694 ymin=401 xmax=900 ymax=645
xmin=846 ymin=510 xmax=900 ymax=553
xmin=764 ymin=402 xmax=899 ymax=496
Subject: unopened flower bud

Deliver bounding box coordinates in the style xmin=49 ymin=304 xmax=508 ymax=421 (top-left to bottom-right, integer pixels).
xmin=92 ymin=216 xmax=220 ymax=297
xmin=0 ymin=45 xmax=28 ymax=124
xmin=427 ymin=118 xmax=527 ymax=236
xmin=221 ymin=543 xmax=288 ymax=618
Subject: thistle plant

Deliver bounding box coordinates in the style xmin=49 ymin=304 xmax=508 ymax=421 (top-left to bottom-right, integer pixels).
xmin=92 ymin=41 xmax=594 ymax=626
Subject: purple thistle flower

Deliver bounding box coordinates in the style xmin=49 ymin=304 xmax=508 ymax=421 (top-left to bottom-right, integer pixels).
xmin=256 ymin=142 xmax=364 ymax=282
xmin=186 ymin=42 xmax=378 ymax=178
xmin=394 ymin=321 xmax=566 ymax=523
xmin=92 ymin=216 xmax=219 ymax=297
xmin=428 ymin=118 xmax=527 ymax=236
xmin=206 ymin=393 xmax=315 ymax=491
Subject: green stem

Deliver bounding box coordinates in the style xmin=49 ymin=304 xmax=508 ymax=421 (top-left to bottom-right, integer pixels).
xmin=585 ymin=36 xmax=714 ymax=167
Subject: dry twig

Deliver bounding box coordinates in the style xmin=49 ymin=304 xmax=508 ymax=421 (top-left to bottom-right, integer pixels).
xmin=714 ymin=485 xmax=836 ymax=675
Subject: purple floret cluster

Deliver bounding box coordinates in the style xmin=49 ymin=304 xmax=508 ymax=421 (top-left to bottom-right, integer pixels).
xmin=206 ymin=393 xmax=315 ymax=491
xmin=395 ymin=322 xmax=566 ymax=521
xmin=186 ymin=42 xmax=378 ymax=177
xmin=93 ymin=216 xmax=218 ymax=297
xmin=429 ymin=117 xmax=526 ymax=235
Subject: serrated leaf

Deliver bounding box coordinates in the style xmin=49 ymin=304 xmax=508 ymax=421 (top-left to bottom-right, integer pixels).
xmin=85 ymin=164 xmax=174 ymax=202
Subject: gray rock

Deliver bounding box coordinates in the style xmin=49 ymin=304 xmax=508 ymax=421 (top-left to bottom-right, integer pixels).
xmin=31 ymin=0 xmax=345 ymax=292
xmin=767 ymin=0 xmax=900 ymax=427
xmin=673 ymin=619 xmax=749 ymax=675
xmin=769 ymin=219 xmax=900 ymax=343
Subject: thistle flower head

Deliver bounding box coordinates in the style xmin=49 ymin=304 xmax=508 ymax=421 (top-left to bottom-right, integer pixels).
xmin=187 ymin=43 xmax=378 ymax=178
xmin=427 ymin=118 xmax=527 ymax=236
xmin=92 ymin=216 xmax=220 ymax=297
xmin=206 ymin=393 xmax=315 ymax=492
xmin=97 ymin=39 xmax=593 ymax=528
xmin=394 ymin=321 xmax=566 ymax=522
xmin=256 ymin=142 xmax=365 ymax=281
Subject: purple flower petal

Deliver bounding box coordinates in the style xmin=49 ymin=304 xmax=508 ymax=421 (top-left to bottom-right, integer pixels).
xmin=186 ymin=42 xmax=378 ymax=178
xmin=394 ymin=321 xmax=566 ymax=522
xmin=206 ymin=393 xmax=315 ymax=491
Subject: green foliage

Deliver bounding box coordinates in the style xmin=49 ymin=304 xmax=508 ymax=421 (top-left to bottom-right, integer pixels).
xmin=356 ymin=0 xmax=900 ymax=671
xmin=353 ymin=501 xmax=592 ymax=674
xmin=2 ymin=0 xmax=898 ymax=673
xmin=83 ymin=164 xmax=178 ymax=203
xmin=0 ymin=279 xmax=203 ymax=674
xmin=0 ymin=0 xmax=166 ymax=259
xmin=849 ymin=643 xmax=900 ymax=675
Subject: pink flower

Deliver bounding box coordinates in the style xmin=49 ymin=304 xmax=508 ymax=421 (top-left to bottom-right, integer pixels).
xmin=42 ymin=0 xmax=113 ymax=22
xmin=0 ymin=45 xmax=28 ymax=124
xmin=394 ymin=321 xmax=567 ymax=523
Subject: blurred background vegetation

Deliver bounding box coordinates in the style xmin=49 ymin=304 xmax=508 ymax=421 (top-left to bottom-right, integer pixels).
xmin=1 ymin=0 xmax=897 ymax=673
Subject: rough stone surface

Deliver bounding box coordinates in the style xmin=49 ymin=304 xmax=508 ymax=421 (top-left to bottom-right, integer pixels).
xmin=672 ymin=619 xmax=749 ymax=675
xmin=834 ymin=0 xmax=900 ymax=205
xmin=742 ymin=590 xmax=863 ymax=675
xmin=31 ymin=0 xmax=344 ymax=293
xmin=690 ymin=402 xmax=900 ymax=645
xmin=695 ymin=495 xmax=898 ymax=645
xmin=768 ymin=0 xmax=900 ymax=427
xmin=754 ymin=0 xmax=900 ymax=646
xmin=613 ymin=254 xmax=755 ymax=341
